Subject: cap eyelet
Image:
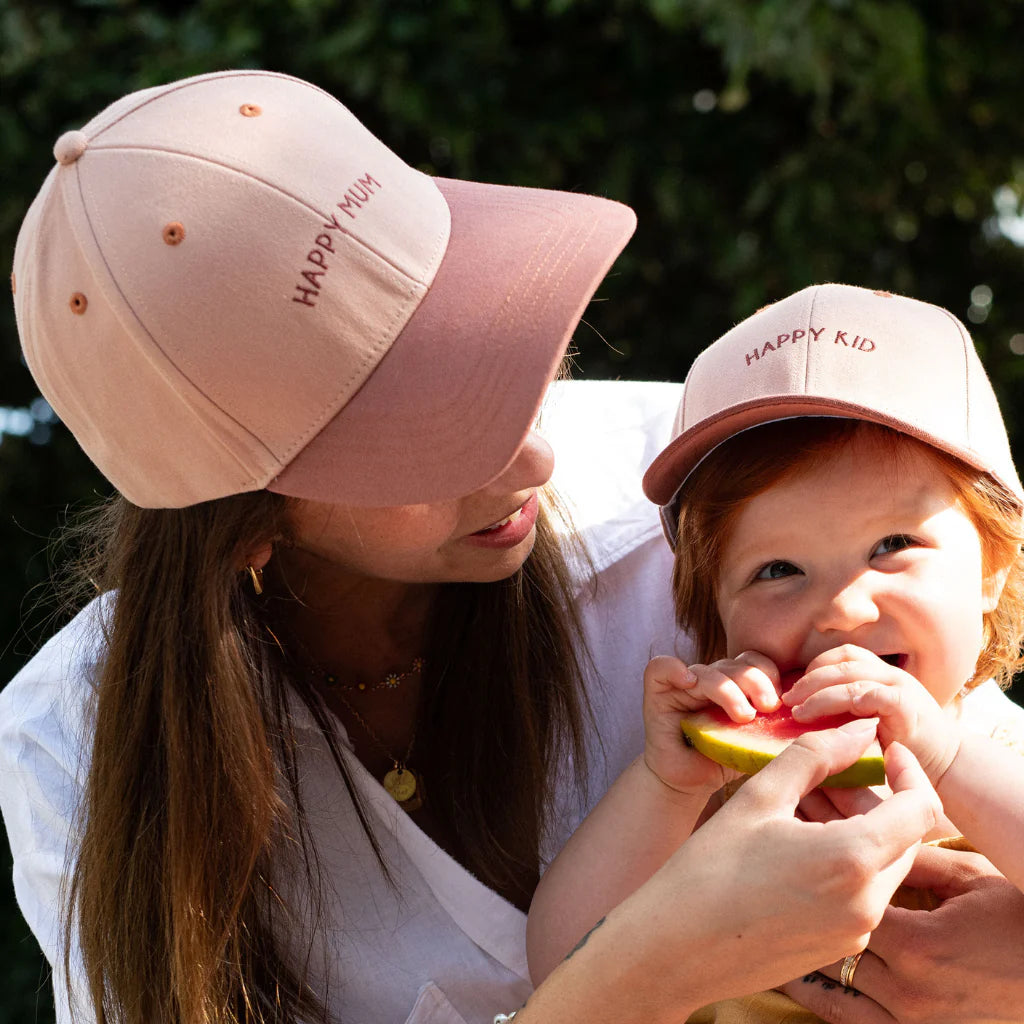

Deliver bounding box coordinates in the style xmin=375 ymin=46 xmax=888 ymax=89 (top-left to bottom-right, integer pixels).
xmin=873 ymin=290 xmax=893 ymax=298
xmin=163 ymin=222 xmax=186 ymax=245
xmin=239 ymin=103 xmax=262 ymax=118
xmin=70 ymin=292 xmax=88 ymax=315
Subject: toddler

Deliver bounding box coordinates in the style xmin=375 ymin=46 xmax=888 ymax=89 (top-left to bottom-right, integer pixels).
xmin=526 ymin=284 xmax=1024 ymax=1022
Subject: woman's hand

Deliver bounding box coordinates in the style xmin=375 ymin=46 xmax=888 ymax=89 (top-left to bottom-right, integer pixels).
xmin=520 ymin=721 xmax=941 ymax=1024
xmin=784 ymin=807 xmax=1024 ymax=1023
xmin=670 ymin=727 xmax=940 ymax=1001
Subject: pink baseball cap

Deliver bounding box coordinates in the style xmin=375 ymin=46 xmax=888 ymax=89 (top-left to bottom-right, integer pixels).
xmin=11 ymin=70 xmax=636 ymax=508
xmin=643 ymin=283 xmax=1023 ymax=541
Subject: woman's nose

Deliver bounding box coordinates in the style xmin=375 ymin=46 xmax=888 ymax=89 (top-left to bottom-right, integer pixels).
xmin=485 ymin=430 xmax=555 ymax=493
xmin=811 ymin=574 xmax=880 ymax=635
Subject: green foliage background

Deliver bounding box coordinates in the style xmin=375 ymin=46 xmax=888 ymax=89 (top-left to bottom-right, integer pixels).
xmin=3 ymin=1 xmax=1024 ymax=1018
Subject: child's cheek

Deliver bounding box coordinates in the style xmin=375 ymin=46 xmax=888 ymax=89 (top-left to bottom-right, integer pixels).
xmin=911 ymin=594 xmax=987 ymax=708
xmin=721 ymin=602 xmax=793 ymax=664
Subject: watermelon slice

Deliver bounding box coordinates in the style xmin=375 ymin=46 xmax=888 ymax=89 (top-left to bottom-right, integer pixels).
xmin=678 ymin=670 xmax=884 ymax=788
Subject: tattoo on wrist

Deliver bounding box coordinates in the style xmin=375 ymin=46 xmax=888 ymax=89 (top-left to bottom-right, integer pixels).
xmin=801 ymin=971 xmax=861 ymax=997
xmin=564 ymin=916 xmax=607 ymax=961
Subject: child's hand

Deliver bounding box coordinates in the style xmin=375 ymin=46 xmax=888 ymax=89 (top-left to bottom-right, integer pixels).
xmin=643 ymin=652 xmax=782 ymax=795
xmin=782 ymin=644 xmax=962 ymax=784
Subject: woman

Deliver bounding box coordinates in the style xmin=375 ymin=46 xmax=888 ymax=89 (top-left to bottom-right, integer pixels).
xmin=0 ymin=68 xmax=1004 ymax=1024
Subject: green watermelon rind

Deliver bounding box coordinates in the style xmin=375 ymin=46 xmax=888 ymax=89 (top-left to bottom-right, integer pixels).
xmin=679 ymin=710 xmax=885 ymax=788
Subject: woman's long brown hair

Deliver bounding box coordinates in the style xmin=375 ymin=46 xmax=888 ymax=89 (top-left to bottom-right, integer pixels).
xmin=62 ymin=487 xmax=592 ymax=1023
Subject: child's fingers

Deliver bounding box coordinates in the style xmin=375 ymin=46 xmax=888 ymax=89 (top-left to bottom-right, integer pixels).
xmin=693 ymin=652 xmax=781 ymax=714
xmin=643 ymin=655 xmax=716 ymax=718
xmin=883 ymin=741 xmax=931 ymax=795
xmin=689 ymin=658 xmax=779 ymax=720
xmin=783 ymin=656 xmax=900 ymax=707
xmin=729 ymin=650 xmax=782 ymax=711
xmin=653 ymin=652 xmax=780 ymax=720
xmin=790 ymin=680 xmax=890 ymax=723
xmin=688 ymin=665 xmax=758 ymax=721
xmin=803 ymin=643 xmax=879 ymax=673
xmin=643 ymin=655 xmax=697 ymax=693
xmin=850 ymin=685 xmax=909 ymax=720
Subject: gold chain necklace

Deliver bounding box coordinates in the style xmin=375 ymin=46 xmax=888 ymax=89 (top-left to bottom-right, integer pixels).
xmin=311 ymin=656 xmax=426 ymax=812
xmin=331 ymin=687 xmax=424 ymax=811
xmin=316 ymin=656 xmax=425 ymax=693
xmin=265 ymin=625 xmax=427 ymax=811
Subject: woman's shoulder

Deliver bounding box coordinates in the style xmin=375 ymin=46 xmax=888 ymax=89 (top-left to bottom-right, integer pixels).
xmin=0 ymin=596 xmax=108 ymax=907
xmin=0 ymin=594 xmax=108 ymax=749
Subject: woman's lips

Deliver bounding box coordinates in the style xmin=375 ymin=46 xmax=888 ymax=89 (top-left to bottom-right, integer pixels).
xmin=480 ymin=507 xmax=523 ymax=532
xmin=466 ymin=492 xmax=539 ymax=548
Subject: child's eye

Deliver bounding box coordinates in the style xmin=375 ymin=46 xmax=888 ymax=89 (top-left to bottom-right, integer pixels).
xmin=754 ymin=560 xmax=801 ymax=580
xmin=873 ymin=534 xmax=916 ymax=556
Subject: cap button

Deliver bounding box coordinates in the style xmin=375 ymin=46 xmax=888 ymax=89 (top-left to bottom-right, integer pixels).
xmin=54 ymin=130 xmax=89 ymax=166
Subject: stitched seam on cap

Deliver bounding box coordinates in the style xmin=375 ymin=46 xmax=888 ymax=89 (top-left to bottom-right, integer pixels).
xmin=804 ymin=285 xmax=820 ymax=392
xmin=394 ymin=190 xmax=560 ymax=448
xmin=13 ymin=177 xmax=54 ymax=392
xmin=271 ymin=180 xmax=441 ymax=462
xmin=91 ymin=71 xmax=315 ymax=140
xmin=424 ymin=183 xmax=450 ymax=275
xmin=274 ymin=274 xmax=423 ymax=463
xmin=74 ymin=168 xmax=272 ymax=484
xmin=83 ymin=152 xmax=424 ymax=462
xmin=936 ymin=304 xmax=972 ymax=444
xmin=85 ymin=145 xmax=426 ymax=287
xmin=449 ymin=200 xmax=584 ymax=451
xmin=461 ymin=210 xmax=590 ymax=461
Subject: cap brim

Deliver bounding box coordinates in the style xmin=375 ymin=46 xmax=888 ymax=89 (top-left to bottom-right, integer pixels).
xmin=643 ymin=398 xmax=853 ymax=506
xmin=644 ymin=395 xmax=1024 ymax=508
xmin=269 ymin=177 xmax=636 ymax=506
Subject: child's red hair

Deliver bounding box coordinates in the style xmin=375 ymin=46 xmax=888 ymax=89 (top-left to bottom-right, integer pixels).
xmin=672 ymin=418 xmax=1024 ymax=690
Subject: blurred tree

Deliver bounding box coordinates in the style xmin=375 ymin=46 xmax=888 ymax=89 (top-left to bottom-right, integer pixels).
xmin=3 ymin=1 xmax=1024 ymax=1018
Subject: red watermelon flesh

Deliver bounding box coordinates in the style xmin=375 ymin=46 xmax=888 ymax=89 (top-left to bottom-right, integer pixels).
xmin=678 ymin=668 xmax=884 ymax=787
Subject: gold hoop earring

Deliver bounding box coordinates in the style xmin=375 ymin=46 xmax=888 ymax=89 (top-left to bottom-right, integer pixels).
xmin=246 ymin=564 xmax=264 ymax=596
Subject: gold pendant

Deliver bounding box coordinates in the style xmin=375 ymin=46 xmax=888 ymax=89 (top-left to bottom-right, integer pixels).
xmin=383 ymin=765 xmax=420 ymax=810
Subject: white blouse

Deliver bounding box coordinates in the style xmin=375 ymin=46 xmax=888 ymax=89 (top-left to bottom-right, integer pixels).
xmin=0 ymin=380 xmax=692 ymax=1024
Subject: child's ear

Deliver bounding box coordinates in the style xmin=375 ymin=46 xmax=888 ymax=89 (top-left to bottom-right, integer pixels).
xmin=982 ymin=562 xmax=1012 ymax=613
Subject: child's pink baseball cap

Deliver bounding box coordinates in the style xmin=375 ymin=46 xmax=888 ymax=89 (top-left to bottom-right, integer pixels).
xmin=11 ymin=70 xmax=636 ymax=509
xmin=643 ymin=283 xmax=1023 ymax=541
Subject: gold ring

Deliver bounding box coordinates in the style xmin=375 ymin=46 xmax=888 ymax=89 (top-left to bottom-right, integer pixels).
xmin=840 ymin=951 xmax=864 ymax=989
